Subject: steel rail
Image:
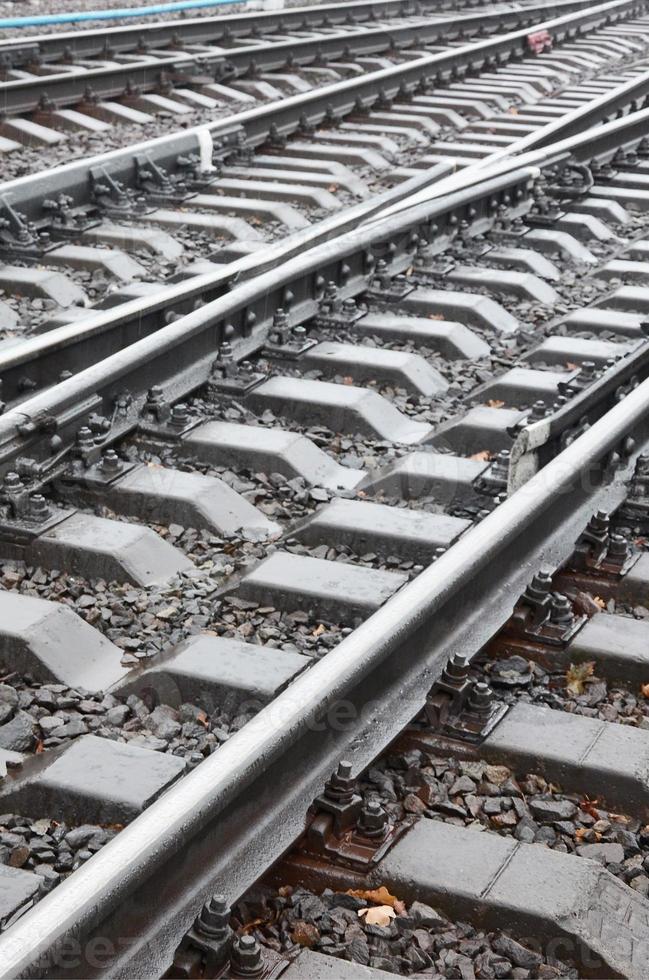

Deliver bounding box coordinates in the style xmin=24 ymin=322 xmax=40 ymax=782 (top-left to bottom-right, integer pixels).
xmin=0 ymin=165 xmax=538 ymax=473
xmin=0 ymin=0 xmax=590 ymax=116
xmin=0 ymin=0 xmax=474 ymax=65
xmin=0 ymin=0 xmax=641 ymax=223
xmin=3 ymin=93 xmax=649 ymax=444
xmin=0 ymin=160 xmax=458 ymax=408
xmin=375 ymin=62 xmax=649 ymax=217
xmin=0 ymin=303 xmax=647 ymax=979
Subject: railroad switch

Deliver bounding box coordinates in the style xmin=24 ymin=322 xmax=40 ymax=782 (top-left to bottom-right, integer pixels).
xmin=168 ymin=896 xmax=286 ymax=979
xmin=300 ymin=761 xmax=411 ymax=871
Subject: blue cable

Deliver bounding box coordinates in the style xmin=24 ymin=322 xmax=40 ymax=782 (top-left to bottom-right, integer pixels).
xmin=0 ymin=0 xmax=250 ymax=29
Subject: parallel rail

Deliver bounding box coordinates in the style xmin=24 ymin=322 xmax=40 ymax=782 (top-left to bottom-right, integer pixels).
xmin=2 ymin=2 xmax=649 ymax=977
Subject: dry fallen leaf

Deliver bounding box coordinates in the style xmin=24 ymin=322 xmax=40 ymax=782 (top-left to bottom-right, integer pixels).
xmin=642 ymin=683 xmax=649 ymax=699
xmin=581 ymin=796 xmax=601 ymax=819
xmin=291 ymin=921 xmax=320 ymax=947
xmin=566 ymin=661 xmax=595 ymax=695
xmin=427 ymin=313 xmax=445 ymax=320
xmin=358 ymin=905 xmax=396 ymax=927
xmin=312 ymin=623 xmax=326 ymax=637
xmin=507 ymin=106 xmax=519 ymax=115
xmin=342 ymin=376 xmax=354 ymax=385
xmin=609 ymin=812 xmax=629 ymax=825
xmin=487 ymin=399 xmax=505 ymax=409
xmin=470 ymin=450 xmax=493 ymax=461
xmin=575 ymin=827 xmax=601 ymax=842
xmin=593 ymin=596 xmax=606 ymax=610
xmin=566 ymin=362 xmax=579 ymax=370
xmin=347 ymin=886 xmax=400 ymax=908
xmin=242 ymin=915 xmax=274 ymax=935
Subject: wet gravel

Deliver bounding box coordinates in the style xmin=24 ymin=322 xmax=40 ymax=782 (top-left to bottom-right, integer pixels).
xmin=236 ymin=885 xmax=578 ymax=977
xmin=0 ymin=668 xmax=259 ymax=759
xmin=361 ymin=748 xmax=649 ymax=896
xmin=0 ymin=810 xmax=121 ymax=892
xmin=477 ymin=652 xmax=649 ymax=729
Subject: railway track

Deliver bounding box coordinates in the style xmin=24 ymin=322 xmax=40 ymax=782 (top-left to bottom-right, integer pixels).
xmin=3 ymin=0 xmax=649 ymax=978
xmin=0 ymin=0 xmax=569 ymax=146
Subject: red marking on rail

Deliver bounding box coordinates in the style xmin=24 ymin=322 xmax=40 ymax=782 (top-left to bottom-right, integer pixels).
xmin=527 ymin=29 xmax=552 ymax=54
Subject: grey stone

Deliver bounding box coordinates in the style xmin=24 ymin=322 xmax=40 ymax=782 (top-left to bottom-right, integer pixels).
xmin=0 ymin=865 xmax=40 ymax=927
xmin=0 ymin=712 xmax=34 ymax=753
xmin=529 ymin=798 xmax=578 ymax=822
xmin=576 ymin=843 xmax=625 ymax=865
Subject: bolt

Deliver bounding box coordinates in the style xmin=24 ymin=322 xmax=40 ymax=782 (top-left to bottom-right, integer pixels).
xmin=100 ymin=449 xmax=121 ymax=473
xmin=272 ymin=307 xmax=288 ymax=331
xmin=195 ymin=894 xmax=230 ymax=940
xmin=292 ymin=325 xmax=307 ymax=343
xmin=229 ymin=934 xmax=264 ymax=978
xmin=170 ymin=403 xmax=189 ymax=428
xmin=635 ymin=454 xmax=649 ymax=477
xmin=550 ymin=593 xmax=573 ymax=626
xmin=529 ymin=399 xmax=547 ymax=422
xmin=468 ymin=681 xmax=493 ymax=715
xmin=146 ymin=385 xmax=165 ymax=404
xmin=342 ymin=297 xmax=357 ymax=316
xmin=527 ymin=567 xmax=553 ymax=600
xmin=587 ymin=510 xmax=610 ymax=536
xmin=3 ymin=472 xmax=24 ymax=492
xmin=325 ymin=760 xmax=356 ymax=804
xmin=607 ymin=533 xmax=629 ymax=561
xmin=357 ymin=799 xmax=388 ymax=838
xmin=218 ymin=342 xmax=234 ymax=364
xmin=76 ymin=426 xmax=95 ymax=452
xmin=441 ymin=653 xmax=470 ymax=688
xmin=29 ymin=494 xmax=49 ymax=522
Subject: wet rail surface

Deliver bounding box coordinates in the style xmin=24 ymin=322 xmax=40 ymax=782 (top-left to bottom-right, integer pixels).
xmin=2 ymin=0 xmax=649 ymax=977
